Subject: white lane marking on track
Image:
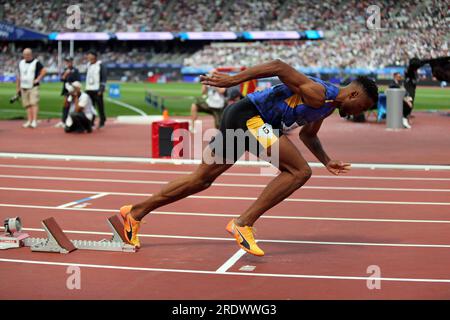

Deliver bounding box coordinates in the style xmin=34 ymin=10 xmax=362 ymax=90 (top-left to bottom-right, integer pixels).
xmin=1 ymin=164 xmax=450 ymax=181
xmin=1 ymin=196 xmax=450 ymax=223
xmin=1 ymin=174 xmax=450 ymax=193
xmin=57 ymin=192 xmax=109 ymax=208
xmin=1 ymin=152 xmax=450 ymax=170
xmin=239 ymin=265 xmax=256 ymax=272
xmin=0 ymin=186 xmax=449 ymax=206
xmin=216 ymin=249 xmax=247 ymax=273
xmin=3 ymin=223 xmax=450 ymax=248
xmin=2 ymin=258 xmax=450 ymax=283
xmin=105 ymin=97 xmax=147 ymax=116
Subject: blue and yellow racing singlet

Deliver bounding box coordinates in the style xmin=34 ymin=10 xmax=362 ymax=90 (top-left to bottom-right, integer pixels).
xmin=247 ymin=76 xmax=339 ymax=130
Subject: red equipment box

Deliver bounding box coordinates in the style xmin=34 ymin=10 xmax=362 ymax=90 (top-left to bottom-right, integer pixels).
xmin=151 ymin=120 xmax=189 ymax=158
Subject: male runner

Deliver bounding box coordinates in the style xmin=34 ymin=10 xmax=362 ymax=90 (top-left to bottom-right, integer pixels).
xmin=120 ymin=59 xmax=378 ymax=256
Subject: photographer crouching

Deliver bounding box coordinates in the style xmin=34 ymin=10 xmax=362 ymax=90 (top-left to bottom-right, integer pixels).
xmin=64 ymin=81 xmax=97 ymax=134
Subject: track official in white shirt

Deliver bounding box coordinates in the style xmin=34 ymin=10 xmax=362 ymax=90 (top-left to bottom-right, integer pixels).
xmin=85 ymin=51 xmax=107 ymax=128
xmin=16 ymin=48 xmax=47 ymax=128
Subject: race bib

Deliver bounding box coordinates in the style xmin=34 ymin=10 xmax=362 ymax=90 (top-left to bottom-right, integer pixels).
xmin=246 ymin=116 xmax=278 ymax=149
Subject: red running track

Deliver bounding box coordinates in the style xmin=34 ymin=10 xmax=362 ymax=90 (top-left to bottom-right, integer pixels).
xmin=0 ymin=158 xmax=450 ymax=299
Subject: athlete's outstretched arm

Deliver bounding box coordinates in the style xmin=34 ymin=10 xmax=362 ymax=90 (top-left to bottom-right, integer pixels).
xmin=299 ymin=120 xmax=351 ymax=175
xmin=200 ymin=59 xmax=326 ymax=107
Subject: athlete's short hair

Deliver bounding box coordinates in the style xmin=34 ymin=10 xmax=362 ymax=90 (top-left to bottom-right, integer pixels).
xmin=353 ymin=76 xmax=379 ymax=105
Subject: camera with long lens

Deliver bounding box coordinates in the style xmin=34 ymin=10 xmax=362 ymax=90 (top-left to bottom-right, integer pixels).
xmin=9 ymin=93 xmax=21 ymax=104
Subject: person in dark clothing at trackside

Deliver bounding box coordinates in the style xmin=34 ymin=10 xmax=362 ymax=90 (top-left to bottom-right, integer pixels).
xmin=85 ymin=51 xmax=107 ymax=128
xmin=55 ymin=56 xmax=81 ymax=128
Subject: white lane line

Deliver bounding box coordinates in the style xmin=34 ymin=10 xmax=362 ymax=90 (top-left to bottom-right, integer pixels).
xmin=105 ymin=97 xmax=147 ymax=116
xmin=315 ymin=175 xmax=450 ymax=182
xmin=307 ymin=186 xmax=450 ymax=192
xmin=2 ymin=163 xmax=450 ymax=181
xmin=1 ymin=152 xmax=450 ymax=170
xmin=3 ymin=225 xmax=450 ymax=249
xmin=0 ymin=184 xmax=449 ymax=206
xmin=58 ymin=202 xmax=81 ymax=208
xmin=2 ymin=202 xmax=450 ymax=223
xmin=2 ymin=258 xmax=450 ymax=283
xmin=1 ymin=174 xmax=450 ymax=194
xmin=57 ymin=192 xmax=109 ymax=208
xmin=0 ymin=203 xmax=450 ymax=223
xmin=1 ymin=196 xmax=450 ymax=223
xmin=216 ymin=249 xmax=247 ymax=273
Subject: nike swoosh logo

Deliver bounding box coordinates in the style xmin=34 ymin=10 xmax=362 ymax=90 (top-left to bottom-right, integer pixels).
xmin=126 ymin=220 xmax=133 ymax=241
xmin=235 ymin=228 xmax=251 ymax=250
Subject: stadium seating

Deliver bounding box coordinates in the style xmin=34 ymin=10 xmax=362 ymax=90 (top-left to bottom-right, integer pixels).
xmin=1 ymin=0 xmax=447 ymax=32
xmin=184 ymin=28 xmax=448 ymax=69
xmin=0 ymin=0 xmax=447 ymax=75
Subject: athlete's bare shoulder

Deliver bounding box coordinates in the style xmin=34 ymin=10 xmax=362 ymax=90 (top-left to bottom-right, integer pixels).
xmin=297 ymin=82 xmax=326 ymax=108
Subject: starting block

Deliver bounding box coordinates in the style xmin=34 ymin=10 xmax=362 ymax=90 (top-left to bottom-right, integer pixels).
xmin=1 ymin=216 xmax=136 ymax=253
xmin=25 ymin=217 xmax=77 ymax=253
xmin=0 ymin=217 xmax=30 ymax=250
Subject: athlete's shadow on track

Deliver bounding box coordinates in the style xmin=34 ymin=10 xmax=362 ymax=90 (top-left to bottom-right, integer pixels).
xmin=139 ymin=240 xmax=231 ymax=250
xmin=139 ymin=234 xmax=399 ymax=261
xmin=253 ymin=234 xmax=401 ymax=257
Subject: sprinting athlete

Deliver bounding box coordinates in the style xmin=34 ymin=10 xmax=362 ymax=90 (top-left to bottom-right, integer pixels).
xmin=120 ymin=59 xmax=378 ymax=256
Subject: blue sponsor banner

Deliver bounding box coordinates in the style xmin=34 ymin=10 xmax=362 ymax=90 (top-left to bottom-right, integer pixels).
xmin=48 ymin=32 xmax=110 ymax=40
xmin=376 ymin=67 xmax=405 ymax=75
xmin=0 ymin=75 xmax=61 ymax=83
xmin=0 ymin=21 xmax=47 ymax=40
xmin=297 ymin=66 xmax=340 ymax=74
xmin=179 ymin=32 xmax=237 ymax=40
xmin=108 ymin=83 xmax=121 ymax=98
xmin=181 ymin=66 xmax=212 ymax=74
xmin=115 ymin=32 xmax=174 ymax=40
xmin=183 ymin=75 xmax=200 ymax=82
xmin=105 ymin=63 xmax=182 ymax=69
xmin=304 ymin=30 xmax=324 ymax=40
xmin=242 ymin=31 xmax=301 ymax=40
xmin=118 ymin=63 xmax=132 ymax=69
xmin=343 ymin=67 xmax=372 ymax=75
xmin=180 ymin=65 xmax=408 ymax=76
xmin=0 ymin=75 xmax=17 ymax=82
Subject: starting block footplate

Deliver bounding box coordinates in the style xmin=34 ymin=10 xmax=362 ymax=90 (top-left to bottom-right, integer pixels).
xmin=21 ymin=215 xmax=135 ymax=254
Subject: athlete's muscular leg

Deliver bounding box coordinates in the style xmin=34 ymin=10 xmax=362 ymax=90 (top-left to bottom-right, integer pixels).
xmin=236 ymin=135 xmax=312 ymax=227
xmin=130 ymin=147 xmax=232 ymax=221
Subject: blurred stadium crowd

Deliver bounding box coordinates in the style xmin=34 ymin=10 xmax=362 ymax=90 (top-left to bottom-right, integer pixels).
xmin=184 ymin=30 xmax=448 ymax=69
xmin=0 ymin=46 xmax=191 ymax=75
xmin=1 ymin=0 xmax=447 ymax=32
xmin=0 ymin=0 xmax=448 ymax=74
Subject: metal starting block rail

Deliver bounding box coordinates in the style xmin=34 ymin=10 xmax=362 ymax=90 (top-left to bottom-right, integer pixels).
xmin=1 ymin=216 xmax=136 ymax=253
